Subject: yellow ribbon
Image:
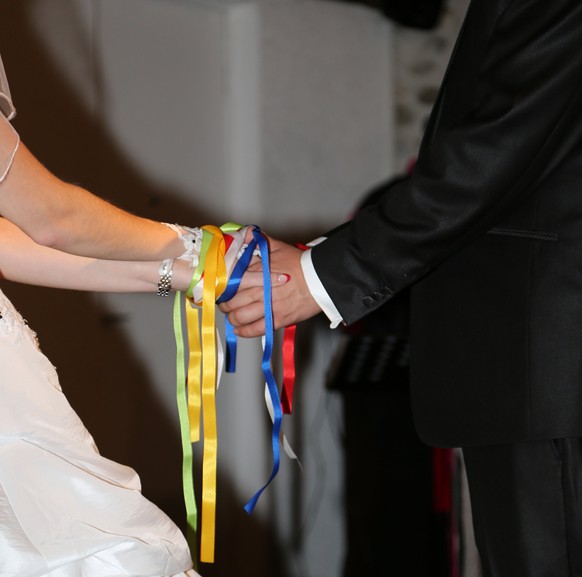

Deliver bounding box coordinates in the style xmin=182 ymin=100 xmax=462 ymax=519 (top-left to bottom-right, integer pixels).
xmin=186 ymin=304 xmax=202 ymax=443
xmin=177 ymin=223 xmax=240 ymax=564
xmin=198 ymin=225 xmax=227 ymax=563
xmin=184 ymin=232 xmax=211 ymax=445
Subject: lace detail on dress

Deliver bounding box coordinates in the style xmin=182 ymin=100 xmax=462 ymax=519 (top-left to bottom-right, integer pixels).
xmin=0 ymin=290 xmax=41 ymax=349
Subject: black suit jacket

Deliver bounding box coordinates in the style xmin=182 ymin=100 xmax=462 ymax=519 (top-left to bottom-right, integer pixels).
xmin=311 ymin=0 xmax=582 ymax=447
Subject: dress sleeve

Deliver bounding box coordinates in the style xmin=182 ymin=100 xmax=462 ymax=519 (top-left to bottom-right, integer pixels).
xmin=0 ymin=54 xmax=19 ymax=184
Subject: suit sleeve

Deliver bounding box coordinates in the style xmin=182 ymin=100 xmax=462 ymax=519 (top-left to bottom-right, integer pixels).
xmin=311 ymin=0 xmax=582 ymax=324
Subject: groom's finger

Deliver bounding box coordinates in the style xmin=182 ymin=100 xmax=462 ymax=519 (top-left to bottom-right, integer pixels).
xmin=218 ymin=285 xmax=263 ymax=314
xmin=237 ymin=270 xmax=289 ymax=290
xmin=232 ymin=318 xmax=267 ymax=338
xmin=224 ymin=301 xmax=266 ymax=329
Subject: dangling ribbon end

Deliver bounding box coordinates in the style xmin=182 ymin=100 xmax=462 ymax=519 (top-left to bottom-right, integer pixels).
xmin=224 ymin=317 xmax=238 ymax=373
xmin=243 ymin=494 xmax=259 ymax=515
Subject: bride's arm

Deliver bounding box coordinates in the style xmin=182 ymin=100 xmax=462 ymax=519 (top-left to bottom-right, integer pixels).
xmin=0 ymin=218 xmax=281 ymax=294
xmin=0 ymin=216 xmax=194 ymax=293
xmin=1 ymin=141 xmax=184 ymax=261
xmin=0 ymin=116 xmax=184 ymax=261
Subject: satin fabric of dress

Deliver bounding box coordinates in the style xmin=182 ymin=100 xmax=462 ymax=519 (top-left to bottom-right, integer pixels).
xmin=0 ymin=290 xmax=200 ymax=576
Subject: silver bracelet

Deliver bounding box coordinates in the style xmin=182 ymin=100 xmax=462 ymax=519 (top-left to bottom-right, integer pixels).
xmin=157 ymin=258 xmax=174 ymax=297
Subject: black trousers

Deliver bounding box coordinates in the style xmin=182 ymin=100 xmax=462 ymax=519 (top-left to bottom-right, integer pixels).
xmin=342 ymin=384 xmax=448 ymax=577
xmin=463 ymin=439 xmax=582 ymax=577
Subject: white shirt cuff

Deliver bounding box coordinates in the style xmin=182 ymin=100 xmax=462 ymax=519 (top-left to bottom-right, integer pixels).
xmin=300 ymin=238 xmax=344 ymax=329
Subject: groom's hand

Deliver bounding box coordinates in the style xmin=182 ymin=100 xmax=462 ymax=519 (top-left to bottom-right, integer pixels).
xmin=219 ymin=236 xmax=322 ymax=337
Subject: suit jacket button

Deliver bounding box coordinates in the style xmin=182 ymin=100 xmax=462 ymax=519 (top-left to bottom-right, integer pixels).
xmin=363 ymin=296 xmax=375 ymax=307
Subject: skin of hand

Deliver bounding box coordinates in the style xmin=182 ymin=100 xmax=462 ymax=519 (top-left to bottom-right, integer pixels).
xmin=219 ymin=236 xmax=322 ymax=337
xmin=0 ymin=141 xmax=184 ymax=260
xmin=0 ymin=217 xmax=284 ymax=295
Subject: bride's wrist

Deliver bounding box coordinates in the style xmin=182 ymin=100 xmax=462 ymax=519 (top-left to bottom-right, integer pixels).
xmin=171 ymin=259 xmax=198 ymax=292
xmin=160 ymin=222 xmax=253 ymax=298
xmin=162 ymin=222 xmax=203 ymax=268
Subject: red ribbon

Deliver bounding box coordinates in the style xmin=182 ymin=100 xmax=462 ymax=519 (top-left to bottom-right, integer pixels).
xmin=281 ymin=324 xmax=297 ymax=414
xmin=280 ymin=242 xmax=309 ymax=414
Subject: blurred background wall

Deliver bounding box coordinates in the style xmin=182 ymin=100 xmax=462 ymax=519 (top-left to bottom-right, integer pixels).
xmin=0 ymin=0 xmax=468 ymax=575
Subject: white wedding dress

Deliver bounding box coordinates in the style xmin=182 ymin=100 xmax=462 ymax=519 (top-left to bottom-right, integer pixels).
xmin=0 ymin=57 xmax=200 ymax=577
xmin=0 ymin=291 xmax=199 ymax=577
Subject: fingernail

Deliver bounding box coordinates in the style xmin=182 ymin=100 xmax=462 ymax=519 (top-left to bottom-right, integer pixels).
xmin=278 ymin=274 xmax=291 ymax=283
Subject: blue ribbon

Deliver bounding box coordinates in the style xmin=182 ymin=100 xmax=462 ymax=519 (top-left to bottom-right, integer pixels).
xmin=243 ymin=228 xmax=282 ymax=514
xmin=216 ymin=233 xmax=258 ymax=373
xmin=215 ymin=225 xmax=282 ymax=514
xmin=223 ymin=318 xmax=237 ymax=373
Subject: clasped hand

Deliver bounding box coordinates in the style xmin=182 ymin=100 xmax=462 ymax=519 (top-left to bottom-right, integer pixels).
xmin=219 ymin=235 xmax=322 ymax=337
